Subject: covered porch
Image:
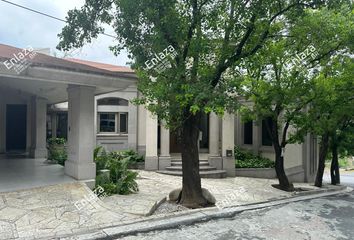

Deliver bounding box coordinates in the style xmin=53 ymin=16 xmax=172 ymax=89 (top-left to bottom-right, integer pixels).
xmin=0 ymin=44 xmax=136 ymax=190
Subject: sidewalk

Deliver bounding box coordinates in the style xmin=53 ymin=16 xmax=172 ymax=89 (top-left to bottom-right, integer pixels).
xmin=0 ymin=170 xmax=348 ymax=240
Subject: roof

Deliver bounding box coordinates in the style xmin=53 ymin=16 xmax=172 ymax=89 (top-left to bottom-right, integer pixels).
xmin=65 ymin=58 xmax=134 ymax=73
xmin=0 ymin=44 xmax=136 ymax=79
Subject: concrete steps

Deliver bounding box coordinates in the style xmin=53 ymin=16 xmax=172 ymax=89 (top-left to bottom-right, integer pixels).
xmin=158 ymin=158 xmax=227 ymax=178
xmin=157 ymin=170 xmax=227 ymax=178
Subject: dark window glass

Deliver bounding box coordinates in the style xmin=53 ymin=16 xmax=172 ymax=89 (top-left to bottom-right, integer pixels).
xmin=262 ymin=117 xmax=273 ymax=146
xmin=97 ymin=98 xmax=128 ymax=106
xmin=243 ymin=121 xmax=253 ymax=145
xmin=119 ymin=113 xmax=128 ymax=133
xmin=100 ymin=113 xmax=116 ymax=132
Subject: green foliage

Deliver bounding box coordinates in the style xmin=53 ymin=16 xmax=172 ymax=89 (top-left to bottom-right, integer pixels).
xmin=56 ymin=0 xmax=328 ymax=130
xmin=47 ymin=138 xmax=66 ymax=145
xmin=94 ymin=147 xmax=140 ymax=195
xmin=338 ymin=157 xmax=349 ymax=168
xmin=235 ymin=146 xmax=275 ymax=169
xmin=47 ymin=138 xmax=67 ymax=166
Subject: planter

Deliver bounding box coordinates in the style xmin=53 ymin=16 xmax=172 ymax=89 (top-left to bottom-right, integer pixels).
xmin=235 ymin=168 xmax=276 ymax=179
xmin=47 ymin=144 xmax=67 ymax=166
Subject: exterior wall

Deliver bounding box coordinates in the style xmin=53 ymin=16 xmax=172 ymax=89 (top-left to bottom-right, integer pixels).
xmin=95 ymin=85 xmax=138 ymax=152
xmin=234 ymin=111 xmax=317 ymax=182
xmin=0 ymin=87 xmax=33 ymax=154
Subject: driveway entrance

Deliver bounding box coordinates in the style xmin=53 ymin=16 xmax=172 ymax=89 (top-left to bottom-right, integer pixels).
xmin=0 ymin=155 xmax=76 ymax=193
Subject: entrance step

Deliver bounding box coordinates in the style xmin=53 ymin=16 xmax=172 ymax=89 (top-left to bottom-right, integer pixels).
xmin=171 ymin=161 xmax=209 ymax=167
xmin=157 ymin=170 xmax=227 ymax=178
xmin=165 ymin=166 xmax=217 ymax=171
xmin=159 ymin=157 xmax=227 ymax=178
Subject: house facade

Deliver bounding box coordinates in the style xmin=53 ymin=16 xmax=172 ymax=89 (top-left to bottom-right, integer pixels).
xmin=0 ymin=44 xmax=318 ymax=187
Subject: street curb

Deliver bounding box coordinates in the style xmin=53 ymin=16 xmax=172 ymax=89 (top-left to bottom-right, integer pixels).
xmin=55 ymin=185 xmax=352 ymax=240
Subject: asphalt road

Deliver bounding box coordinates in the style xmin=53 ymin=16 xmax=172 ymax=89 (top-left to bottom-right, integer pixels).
xmin=120 ymin=172 xmax=354 ymax=240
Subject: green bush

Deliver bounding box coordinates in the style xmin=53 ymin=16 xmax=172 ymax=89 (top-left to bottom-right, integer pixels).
xmin=94 ymin=146 xmax=140 ymax=195
xmin=47 ymin=138 xmax=67 ymax=166
xmin=235 ymin=146 xmax=275 ymax=168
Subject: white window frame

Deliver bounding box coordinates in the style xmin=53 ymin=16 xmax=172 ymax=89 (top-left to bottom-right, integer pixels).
xmin=97 ymin=112 xmax=128 ymax=134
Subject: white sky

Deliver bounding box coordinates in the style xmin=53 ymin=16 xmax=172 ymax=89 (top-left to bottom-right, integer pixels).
xmin=0 ymin=0 xmax=130 ymax=66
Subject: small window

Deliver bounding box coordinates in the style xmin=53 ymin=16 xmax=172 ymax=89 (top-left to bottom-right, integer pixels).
xmin=262 ymin=117 xmax=273 ymax=146
xmin=98 ymin=112 xmax=128 ymax=134
xmin=119 ymin=113 xmax=128 ymax=133
xmin=99 ymin=113 xmax=116 ymax=132
xmin=243 ymin=121 xmax=253 ymax=145
xmin=97 ymin=97 xmax=128 ymax=106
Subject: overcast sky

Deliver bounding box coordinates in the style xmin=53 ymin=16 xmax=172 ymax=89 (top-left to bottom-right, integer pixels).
xmin=0 ymin=0 xmax=130 ymax=66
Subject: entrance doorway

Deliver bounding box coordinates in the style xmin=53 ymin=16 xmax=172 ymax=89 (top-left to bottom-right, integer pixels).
xmin=6 ymin=104 xmax=27 ymax=152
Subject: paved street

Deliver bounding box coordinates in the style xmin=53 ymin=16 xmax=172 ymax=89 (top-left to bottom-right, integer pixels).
xmin=120 ymin=172 xmax=354 ymax=240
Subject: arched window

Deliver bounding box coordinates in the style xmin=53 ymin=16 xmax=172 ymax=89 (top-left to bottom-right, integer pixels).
xmin=97 ymin=97 xmax=128 ymax=106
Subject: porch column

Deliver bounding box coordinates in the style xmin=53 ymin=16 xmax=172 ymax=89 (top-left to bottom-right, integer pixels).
xmin=208 ymin=113 xmax=222 ymax=169
xmin=222 ymin=113 xmax=236 ymax=177
xmin=30 ymin=96 xmax=47 ymax=158
xmin=51 ymin=113 xmax=57 ymax=138
xmin=65 ymin=85 xmax=96 ymax=187
xmin=159 ymin=123 xmax=171 ymax=170
xmin=252 ymin=120 xmax=261 ymax=155
xmin=145 ymin=110 xmax=158 ymax=170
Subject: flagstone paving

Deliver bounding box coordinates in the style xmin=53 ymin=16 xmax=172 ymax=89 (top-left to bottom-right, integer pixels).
xmin=0 ymin=170 xmax=321 ymax=239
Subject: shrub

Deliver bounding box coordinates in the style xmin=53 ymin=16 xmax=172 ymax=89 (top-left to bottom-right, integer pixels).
xmin=47 ymin=138 xmax=67 ymax=166
xmin=235 ymin=146 xmax=275 ymax=168
xmin=94 ymin=147 xmax=140 ymax=195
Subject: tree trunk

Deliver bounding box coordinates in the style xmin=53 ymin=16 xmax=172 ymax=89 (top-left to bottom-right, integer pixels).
xmin=315 ymin=133 xmax=330 ymax=187
xmin=178 ymin=112 xmax=208 ymax=208
xmin=274 ymin=146 xmax=294 ymax=191
xmin=330 ymin=144 xmax=340 ymax=185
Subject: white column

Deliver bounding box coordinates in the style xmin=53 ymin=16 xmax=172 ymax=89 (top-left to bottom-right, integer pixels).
xmin=65 ymin=85 xmax=96 ymax=187
xmin=30 ymin=96 xmax=47 ymax=158
xmin=145 ymin=110 xmax=158 ymax=170
xmin=159 ymin=123 xmax=171 ymax=170
xmin=222 ymin=113 xmax=236 ymax=177
xmin=252 ymin=120 xmax=261 ymax=155
xmin=208 ymin=113 xmax=222 ymax=169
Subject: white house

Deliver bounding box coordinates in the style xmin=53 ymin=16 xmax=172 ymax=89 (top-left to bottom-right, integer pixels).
xmin=0 ymin=44 xmax=318 ymax=188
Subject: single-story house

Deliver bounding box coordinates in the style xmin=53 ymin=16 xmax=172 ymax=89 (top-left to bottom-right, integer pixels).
xmin=0 ymin=44 xmax=318 ymax=187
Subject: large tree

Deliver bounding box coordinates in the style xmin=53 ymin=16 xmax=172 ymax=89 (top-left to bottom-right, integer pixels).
xmin=58 ymin=0 xmax=331 ymax=207
xmin=236 ymin=4 xmax=353 ymax=190
xmin=301 ymin=56 xmax=354 ymax=187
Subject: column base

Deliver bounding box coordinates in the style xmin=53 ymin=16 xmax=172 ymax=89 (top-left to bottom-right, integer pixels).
xmin=30 ymin=148 xmax=47 ymax=158
xmin=145 ymin=156 xmax=158 ymax=170
xmin=222 ymin=157 xmax=236 ymax=177
xmin=65 ymin=160 xmax=96 ymax=181
xmin=208 ymin=156 xmax=222 ymax=170
xmin=158 ymin=156 xmax=171 ymax=170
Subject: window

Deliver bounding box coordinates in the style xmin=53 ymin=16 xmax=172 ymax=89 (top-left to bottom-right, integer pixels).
xmin=98 ymin=113 xmax=128 ymax=134
xmin=119 ymin=113 xmax=128 ymax=133
xmin=99 ymin=113 xmax=116 ymax=132
xmin=262 ymin=117 xmax=273 ymax=146
xmin=97 ymin=97 xmax=128 ymax=106
xmin=243 ymin=121 xmax=253 ymax=145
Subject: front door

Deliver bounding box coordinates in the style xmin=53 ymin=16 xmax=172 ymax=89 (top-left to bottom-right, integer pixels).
xmin=6 ymin=105 xmax=27 ymax=152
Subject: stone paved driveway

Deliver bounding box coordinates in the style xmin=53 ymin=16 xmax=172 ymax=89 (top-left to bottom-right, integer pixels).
xmin=0 ymin=171 xmax=321 ymax=239
xmin=0 ymin=183 xmax=139 ymax=240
